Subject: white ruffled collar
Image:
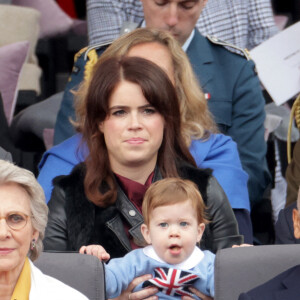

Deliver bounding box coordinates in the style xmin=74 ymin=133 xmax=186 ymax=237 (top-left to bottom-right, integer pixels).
xmin=143 ymin=245 xmax=204 ymax=270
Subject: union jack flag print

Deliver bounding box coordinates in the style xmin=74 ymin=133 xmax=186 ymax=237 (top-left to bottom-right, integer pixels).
xmin=142 ymin=267 xmax=199 ymax=297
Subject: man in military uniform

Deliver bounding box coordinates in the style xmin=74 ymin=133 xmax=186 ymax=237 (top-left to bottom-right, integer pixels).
xmin=54 ymin=0 xmax=270 ymax=222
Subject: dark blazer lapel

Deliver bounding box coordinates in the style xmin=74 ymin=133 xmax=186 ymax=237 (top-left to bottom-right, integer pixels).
xmin=186 ymin=29 xmax=214 ymax=88
xmin=274 ymin=266 xmax=300 ymax=300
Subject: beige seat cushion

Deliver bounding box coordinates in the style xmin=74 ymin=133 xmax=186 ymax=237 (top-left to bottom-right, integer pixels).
xmin=0 ymin=5 xmax=41 ymax=93
xmin=0 ymin=5 xmax=40 ymax=64
xmin=12 ymin=0 xmax=74 ymax=38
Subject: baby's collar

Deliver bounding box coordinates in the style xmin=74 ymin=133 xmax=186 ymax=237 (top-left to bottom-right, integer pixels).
xmin=143 ymin=245 xmax=204 ymax=270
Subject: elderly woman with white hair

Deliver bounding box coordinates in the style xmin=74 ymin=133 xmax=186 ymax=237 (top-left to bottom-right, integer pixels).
xmin=0 ymin=160 xmax=88 ymax=300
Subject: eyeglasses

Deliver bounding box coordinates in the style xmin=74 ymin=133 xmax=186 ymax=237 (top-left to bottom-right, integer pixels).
xmin=0 ymin=212 xmax=30 ymax=231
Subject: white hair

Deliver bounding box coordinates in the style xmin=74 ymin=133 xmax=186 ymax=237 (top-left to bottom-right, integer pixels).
xmin=0 ymin=160 xmax=48 ymax=261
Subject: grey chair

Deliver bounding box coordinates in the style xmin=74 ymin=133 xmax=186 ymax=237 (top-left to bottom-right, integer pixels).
xmin=214 ymin=244 xmax=300 ymax=300
xmin=34 ymin=251 xmax=106 ymax=300
xmin=0 ymin=147 xmax=12 ymax=161
xmin=10 ymin=92 xmax=63 ymax=149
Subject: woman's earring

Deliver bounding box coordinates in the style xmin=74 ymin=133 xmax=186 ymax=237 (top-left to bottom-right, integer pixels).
xmin=31 ymin=239 xmax=36 ymax=250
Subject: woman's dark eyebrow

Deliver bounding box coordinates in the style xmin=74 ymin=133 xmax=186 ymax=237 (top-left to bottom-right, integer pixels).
xmin=139 ymin=104 xmax=155 ymax=109
xmin=109 ymin=105 xmax=127 ymax=110
xmin=109 ymin=104 xmax=154 ymax=110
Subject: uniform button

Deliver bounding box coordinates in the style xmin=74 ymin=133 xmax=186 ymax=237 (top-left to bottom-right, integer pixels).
xmin=129 ymin=210 xmax=136 ymax=217
xmin=124 ymin=28 xmax=130 ymax=33
xmin=72 ymin=66 xmax=80 ymax=74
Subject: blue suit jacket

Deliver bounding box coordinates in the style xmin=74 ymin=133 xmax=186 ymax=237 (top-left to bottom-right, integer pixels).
xmin=238 ymin=265 xmax=300 ymax=300
xmin=186 ymin=30 xmax=270 ymax=207
xmin=275 ymin=202 xmax=300 ymax=244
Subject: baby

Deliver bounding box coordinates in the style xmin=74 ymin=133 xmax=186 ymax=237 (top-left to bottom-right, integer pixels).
xmin=81 ymin=178 xmax=215 ymax=299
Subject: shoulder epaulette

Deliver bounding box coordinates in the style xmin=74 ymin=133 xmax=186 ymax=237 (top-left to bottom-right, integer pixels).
xmin=72 ymin=41 xmax=113 ymax=83
xmin=206 ymin=35 xmax=252 ymax=61
xmin=73 ymin=46 xmax=88 ymax=63
xmin=84 ymin=40 xmax=113 ymax=60
xmin=73 ymin=40 xmax=113 ymax=63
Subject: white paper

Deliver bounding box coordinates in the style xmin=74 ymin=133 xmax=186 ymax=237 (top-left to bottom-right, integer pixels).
xmin=250 ymin=21 xmax=300 ymax=105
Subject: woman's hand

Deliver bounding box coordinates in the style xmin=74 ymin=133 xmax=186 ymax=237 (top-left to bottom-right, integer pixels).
xmin=232 ymin=244 xmax=253 ymax=248
xmin=109 ymin=274 xmax=159 ymax=300
xmin=79 ymin=244 xmax=110 ymax=261
xmin=182 ymin=287 xmax=213 ymax=300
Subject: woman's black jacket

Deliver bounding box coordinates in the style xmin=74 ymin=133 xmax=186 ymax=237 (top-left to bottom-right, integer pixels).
xmin=43 ymin=162 xmax=243 ymax=256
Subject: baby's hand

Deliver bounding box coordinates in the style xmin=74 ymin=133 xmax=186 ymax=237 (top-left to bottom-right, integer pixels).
xmin=79 ymin=244 xmax=111 ymax=261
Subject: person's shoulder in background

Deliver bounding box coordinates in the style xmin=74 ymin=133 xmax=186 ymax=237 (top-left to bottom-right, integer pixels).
xmin=238 ymin=265 xmax=300 ymax=300
xmin=275 ymin=202 xmax=300 ymax=244
xmin=286 ymin=140 xmax=300 ymax=206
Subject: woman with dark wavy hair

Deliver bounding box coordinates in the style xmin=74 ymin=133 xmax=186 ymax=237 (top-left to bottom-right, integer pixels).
xmin=82 ymin=56 xmax=194 ymax=206
xmin=44 ymin=56 xmax=241 ymax=300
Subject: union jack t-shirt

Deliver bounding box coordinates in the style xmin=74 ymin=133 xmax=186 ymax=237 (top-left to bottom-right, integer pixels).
xmin=143 ymin=267 xmax=200 ymax=297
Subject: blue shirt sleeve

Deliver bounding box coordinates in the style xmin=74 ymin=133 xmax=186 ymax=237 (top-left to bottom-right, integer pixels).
xmin=37 ymin=134 xmax=86 ymax=203
xmin=189 ymin=134 xmax=250 ymax=211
